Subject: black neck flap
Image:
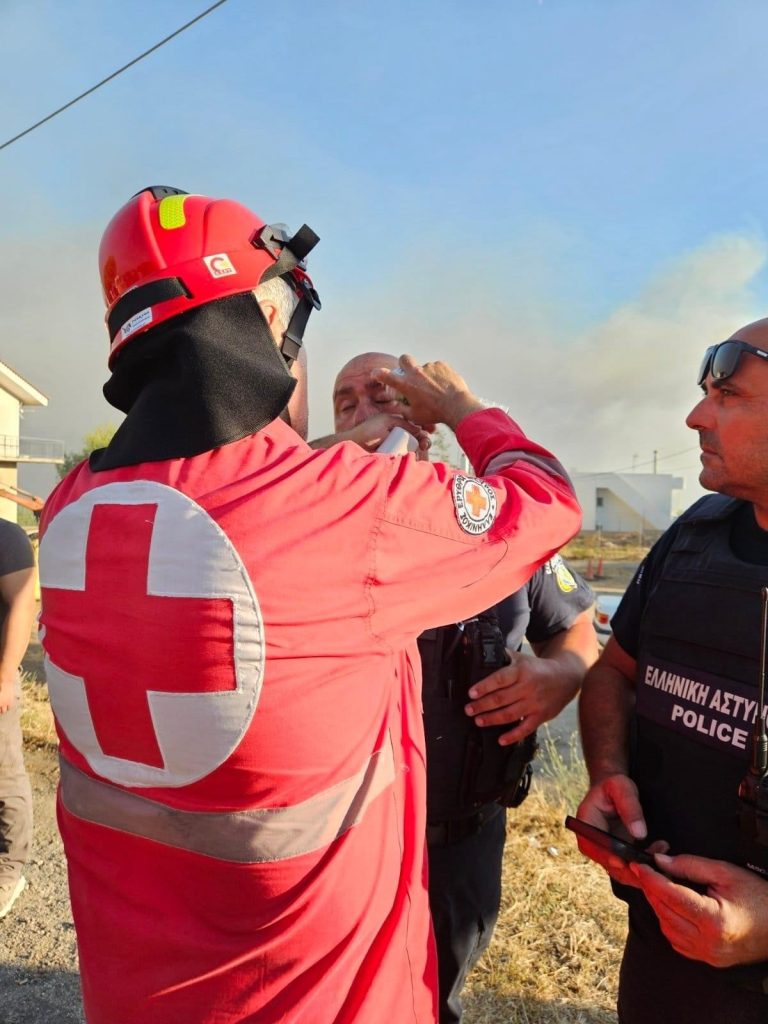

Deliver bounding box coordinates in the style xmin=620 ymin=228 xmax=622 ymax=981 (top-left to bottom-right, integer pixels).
xmin=91 ymin=292 xmax=296 ymax=471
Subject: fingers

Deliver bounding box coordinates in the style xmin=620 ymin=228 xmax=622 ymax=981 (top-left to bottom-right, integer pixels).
xmin=415 ymin=422 xmax=437 ymax=453
xmin=570 ymin=817 xmax=647 ymax=887
xmin=574 ymin=835 xmax=645 ymax=888
xmin=394 ymin=419 xmax=432 ymax=450
xmin=627 ymin=858 xmax=714 ymax=921
xmin=654 ymin=852 xmax=718 ymax=883
xmin=371 ymin=357 xmax=417 ymax=387
xmin=465 ymin=696 xmax=540 ymax=744
xmin=466 ymin=657 xmax=519 ymax=703
xmin=603 ymin=774 xmax=647 ymax=841
xmin=464 ymin=681 xmax=522 ymax=716
xmin=468 ymin=700 xmax=527 ymax=728
xmin=346 ymin=414 xmax=429 ymax=454
xmin=651 ymin=853 xmax=726 ymax=896
xmin=631 ymin=856 xmax=768 ymax=967
xmin=629 ymin=861 xmax=718 ymax=961
xmin=574 ymin=779 xmax=651 ymax=883
xmin=464 ymin=654 xmax=554 ymax=731
xmin=495 ymin=717 xmax=538 ymax=746
xmin=370 ymin=357 xmax=477 ymax=429
xmin=646 ymin=840 xmax=670 ymax=853
xmin=464 ymin=663 xmax=525 ymax=726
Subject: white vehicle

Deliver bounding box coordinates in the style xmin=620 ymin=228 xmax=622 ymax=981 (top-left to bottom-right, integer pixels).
xmin=594 ymin=592 xmax=622 ymax=644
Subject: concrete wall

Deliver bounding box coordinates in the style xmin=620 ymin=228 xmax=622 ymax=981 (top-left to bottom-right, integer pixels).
xmin=595 ymin=487 xmax=644 ymax=532
xmin=574 ymin=472 xmax=683 ymax=531
xmin=0 ymin=391 xmax=21 ymax=523
xmin=0 ymin=465 xmax=19 ymax=524
xmin=0 ymin=389 xmax=20 ymax=453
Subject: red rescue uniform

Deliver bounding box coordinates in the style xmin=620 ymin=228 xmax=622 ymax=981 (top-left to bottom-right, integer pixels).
xmin=39 ymin=409 xmax=580 ymax=1024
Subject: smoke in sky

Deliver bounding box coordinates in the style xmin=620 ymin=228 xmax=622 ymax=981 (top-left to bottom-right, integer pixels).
xmin=1 ymin=224 xmax=764 ymax=509
xmin=0 ymin=226 xmax=114 ymax=495
xmin=311 ymin=229 xmax=766 ymax=511
xmin=547 ymin=233 xmax=765 ymax=502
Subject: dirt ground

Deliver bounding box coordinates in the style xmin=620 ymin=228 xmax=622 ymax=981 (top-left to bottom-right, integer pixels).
xmin=566 ymin=558 xmax=638 ymax=594
xmin=0 ymin=741 xmax=82 ymax=1023
xmin=1 ymin=637 xmax=83 ymax=1024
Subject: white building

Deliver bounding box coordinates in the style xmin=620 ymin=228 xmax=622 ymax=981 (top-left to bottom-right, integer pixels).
xmin=573 ymin=471 xmax=683 ymax=533
xmin=0 ymin=360 xmax=64 ymax=522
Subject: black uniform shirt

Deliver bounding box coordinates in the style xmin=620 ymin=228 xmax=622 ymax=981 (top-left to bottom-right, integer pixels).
xmin=497 ymin=554 xmax=594 ymax=650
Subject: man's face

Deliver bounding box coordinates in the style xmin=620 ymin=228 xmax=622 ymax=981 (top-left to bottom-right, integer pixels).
xmin=333 ymin=353 xmax=405 ymax=432
xmin=686 ymin=320 xmax=768 ymax=502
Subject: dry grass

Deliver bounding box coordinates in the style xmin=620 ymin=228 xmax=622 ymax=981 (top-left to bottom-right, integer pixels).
xmin=20 ymin=671 xmax=57 ymax=749
xmin=463 ymin=735 xmax=625 ymax=1023
xmin=19 ymin=629 xmax=57 ymax=750
xmin=562 ymin=531 xmax=656 ymax=564
xmin=560 ymin=531 xmax=652 ymax=592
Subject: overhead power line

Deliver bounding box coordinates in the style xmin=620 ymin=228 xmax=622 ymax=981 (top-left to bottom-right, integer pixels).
xmin=0 ymin=0 xmax=229 ymax=152
xmin=589 ymin=446 xmax=700 ymax=477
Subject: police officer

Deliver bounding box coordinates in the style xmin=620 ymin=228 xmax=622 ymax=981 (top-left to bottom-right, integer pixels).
xmin=321 ymin=352 xmax=599 ymax=1022
xmin=39 ymin=188 xmax=581 ymax=1024
xmin=577 ymin=319 xmax=768 ymax=1023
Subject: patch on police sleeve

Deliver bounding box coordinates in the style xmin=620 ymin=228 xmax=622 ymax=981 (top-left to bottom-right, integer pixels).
xmin=452 ymin=475 xmax=497 ymax=535
xmin=548 ymin=554 xmax=577 ymax=593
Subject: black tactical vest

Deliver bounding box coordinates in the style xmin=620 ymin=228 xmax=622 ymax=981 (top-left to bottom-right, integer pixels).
xmin=628 ymin=495 xmax=768 ymax=992
xmin=633 ymin=496 xmax=768 ymax=867
xmin=418 ymin=608 xmax=536 ymax=823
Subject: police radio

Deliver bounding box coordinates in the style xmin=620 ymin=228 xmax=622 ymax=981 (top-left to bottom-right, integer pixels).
xmin=737 ymin=586 xmax=768 ymax=846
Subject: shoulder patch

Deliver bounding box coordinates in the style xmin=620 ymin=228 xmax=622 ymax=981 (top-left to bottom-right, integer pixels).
xmin=549 ymin=553 xmax=577 ymax=592
xmin=452 ymin=475 xmax=497 ymax=535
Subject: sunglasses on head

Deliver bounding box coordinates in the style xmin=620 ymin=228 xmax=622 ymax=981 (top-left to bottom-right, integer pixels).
xmin=697 ymin=339 xmax=768 ymax=387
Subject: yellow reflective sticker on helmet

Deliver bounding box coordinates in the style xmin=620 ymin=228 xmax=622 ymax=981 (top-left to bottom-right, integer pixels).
xmin=158 ymin=194 xmax=188 ymax=230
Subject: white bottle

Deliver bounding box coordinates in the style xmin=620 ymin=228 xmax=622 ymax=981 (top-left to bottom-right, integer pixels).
xmin=377 ymin=426 xmax=418 ymax=455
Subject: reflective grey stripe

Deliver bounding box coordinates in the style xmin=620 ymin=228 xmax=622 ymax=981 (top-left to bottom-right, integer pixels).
xmin=59 ymin=742 xmax=396 ymax=864
xmin=484 ymin=450 xmax=573 ymax=487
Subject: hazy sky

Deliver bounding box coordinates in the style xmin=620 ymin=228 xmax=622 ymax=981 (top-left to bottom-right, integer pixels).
xmin=3 ymin=0 xmax=768 ymax=505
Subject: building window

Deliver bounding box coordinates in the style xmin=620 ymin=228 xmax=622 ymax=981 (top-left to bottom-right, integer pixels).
xmin=596 ymin=496 xmax=604 ymax=507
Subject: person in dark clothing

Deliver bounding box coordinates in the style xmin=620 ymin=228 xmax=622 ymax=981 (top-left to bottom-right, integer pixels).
xmin=425 ymin=562 xmax=596 ymax=1022
xmin=577 ymin=320 xmax=768 ymax=1023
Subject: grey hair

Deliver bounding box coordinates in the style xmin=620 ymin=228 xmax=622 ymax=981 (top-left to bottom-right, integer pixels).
xmin=253 ymin=277 xmax=299 ymax=335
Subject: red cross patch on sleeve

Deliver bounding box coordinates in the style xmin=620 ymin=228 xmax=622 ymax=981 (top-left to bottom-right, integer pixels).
xmin=451 ymin=475 xmax=497 ymax=535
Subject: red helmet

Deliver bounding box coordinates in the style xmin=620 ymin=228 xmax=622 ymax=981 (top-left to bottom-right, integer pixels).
xmin=99 ymin=186 xmax=320 ymax=368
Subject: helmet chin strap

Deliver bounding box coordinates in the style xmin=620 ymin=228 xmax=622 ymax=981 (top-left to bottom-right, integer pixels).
xmin=279 ymin=278 xmax=320 ymax=368
xmin=259 ymin=224 xmax=321 ymax=369
xmin=259 ymin=223 xmax=321 ymax=368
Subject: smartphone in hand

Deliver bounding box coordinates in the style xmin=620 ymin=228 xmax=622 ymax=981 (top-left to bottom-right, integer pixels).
xmin=564 ymin=815 xmax=656 ymax=867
